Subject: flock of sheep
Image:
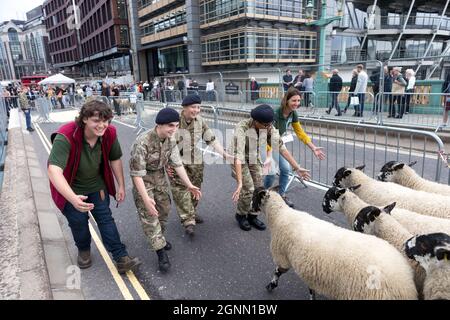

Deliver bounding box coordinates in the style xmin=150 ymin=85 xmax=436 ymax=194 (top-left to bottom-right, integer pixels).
xmin=252 ymin=161 xmax=450 ymax=300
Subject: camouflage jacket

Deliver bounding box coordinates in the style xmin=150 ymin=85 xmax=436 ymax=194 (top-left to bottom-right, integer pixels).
xmin=18 ymin=92 xmax=30 ymax=110
xmin=129 ymin=128 xmax=183 ymax=177
xmin=175 ymin=111 xmax=216 ymax=165
xmin=229 ymin=119 xmax=287 ymax=164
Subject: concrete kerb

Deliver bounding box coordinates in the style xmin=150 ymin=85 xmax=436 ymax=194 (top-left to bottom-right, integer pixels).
xmin=0 ymin=110 xmax=84 ymax=300
xmin=21 ymin=129 xmax=84 ymax=300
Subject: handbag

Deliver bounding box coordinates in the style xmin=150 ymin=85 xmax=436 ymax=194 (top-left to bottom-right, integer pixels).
xmin=350 ymin=96 xmax=359 ymax=105
xmin=392 ymin=82 xmax=405 ymax=95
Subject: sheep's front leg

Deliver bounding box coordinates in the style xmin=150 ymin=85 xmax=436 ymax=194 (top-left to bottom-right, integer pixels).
xmin=266 ymin=267 xmax=289 ymax=292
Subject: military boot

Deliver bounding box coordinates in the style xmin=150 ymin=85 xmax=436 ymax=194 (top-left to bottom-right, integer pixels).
xmin=156 ymin=249 xmax=170 ymax=273
xmin=77 ymin=249 xmax=92 ymax=269
xmin=194 ymin=214 xmax=204 ymax=224
xmin=247 ymin=214 xmax=266 ymax=230
xmin=185 ymin=225 xmax=195 ymax=237
xmin=235 ymin=214 xmax=251 ymax=231
xmin=116 ymin=256 xmax=141 ymax=274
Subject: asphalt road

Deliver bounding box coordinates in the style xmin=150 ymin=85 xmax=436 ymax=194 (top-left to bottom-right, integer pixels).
xmin=30 ymin=108 xmax=447 ymax=300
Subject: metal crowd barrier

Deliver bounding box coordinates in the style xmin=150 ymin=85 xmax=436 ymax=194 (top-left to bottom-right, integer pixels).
xmin=35 ymin=97 xmax=52 ymax=123
xmin=374 ymin=92 xmax=450 ymax=131
xmin=123 ymin=96 xmax=450 ymax=187
xmin=0 ymin=95 xmax=8 ymax=190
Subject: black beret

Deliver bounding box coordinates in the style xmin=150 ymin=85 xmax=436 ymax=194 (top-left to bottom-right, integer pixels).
xmin=155 ymin=108 xmax=180 ymax=124
xmin=182 ymin=93 xmax=201 ymax=106
xmin=250 ymin=104 xmax=274 ymax=123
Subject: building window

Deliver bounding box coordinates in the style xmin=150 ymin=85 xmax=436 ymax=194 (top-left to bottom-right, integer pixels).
xmin=8 ymin=28 xmax=23 ymax=61
xmin=141 ymin=8 xmax=186 ymax=37
xmin=117 ymin=0 xmax=128 ymax=19
xmin=202 ymin=27 xmax=317 ymax=65
xmin=157 ymin=44 xmax=188 ymax=74
xmin=119 ymin=25 xmax=129 ymax=46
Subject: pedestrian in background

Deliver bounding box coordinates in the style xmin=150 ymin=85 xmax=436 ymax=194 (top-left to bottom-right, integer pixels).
xmin=440 ymin=72 xmax=450 ymax=128
xmin=354 ymin=64 xmax=368 ymax=117
xmin=18 ymin=86 xmax=34 ymax=132
xmin=404 ymin=69 xmax=416 ymax=115
xmin=250 ymin=77 xmax=260 ymax=103
xmin=282 ymin=69 xmax=293 ymax=92
xmin=326 ymin=69 xmax=343 ymax=116
xmin=391 ymin=67 xmax=407 ymax=118
xmin=303 ymin=71 xmax=315 ymax=107
xmin=47 ymin=100 xmax=141 ymax=273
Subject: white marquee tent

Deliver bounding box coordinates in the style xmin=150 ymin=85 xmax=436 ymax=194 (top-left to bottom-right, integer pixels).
xmin=38 ymin=73 xmax=75 ymax=85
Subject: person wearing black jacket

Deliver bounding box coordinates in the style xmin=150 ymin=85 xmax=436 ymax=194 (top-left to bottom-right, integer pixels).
xmin=383 ymin=66 xmax=394 ymax=117
xmin=370 ymin=69 xmax=380 ymax=113
xmin=326 ymin=69 xmax=343 ymax=116
xmin=441 ymin=72 xmax=450 ymax=127
xmin=344 ymin=69 xmax=358 ymax=113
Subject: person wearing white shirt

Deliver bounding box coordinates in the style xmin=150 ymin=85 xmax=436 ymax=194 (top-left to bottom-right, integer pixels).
xmin=354 ymin=64 xmax=368 ymax=117
xmin=206 ymin=79 xmax=215 ymax=102
xmin=405 ymin=69 xmax=416 ymax=114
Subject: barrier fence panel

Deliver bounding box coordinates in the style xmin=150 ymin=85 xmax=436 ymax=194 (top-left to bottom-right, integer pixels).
xmin=0 ymin=94 xmax=8 ymax=189
xmin=206 ymin=106 xmax=449 ymax=188
xmin=35 ymin=97 xmax=52 ymax=123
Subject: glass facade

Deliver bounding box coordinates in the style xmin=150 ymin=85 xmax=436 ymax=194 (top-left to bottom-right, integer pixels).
xmin=117 ymin=0 xmax=128 ymax=20
xmin=80 ymin=55 xmax=131 ymax=77
xmin=202 ymin=27 xmax=316 ymax=65
xmin=200 ymin=0 xmax=314 ymax=26
xmin=157 ymin=44 xmax=189 ymax=74
xmin=141 ymin=8 xmax=186 ymax=37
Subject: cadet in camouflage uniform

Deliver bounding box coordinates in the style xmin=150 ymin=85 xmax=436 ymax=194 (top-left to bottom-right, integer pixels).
xmin=169 ymin=94 xmax=232 ymax=236
xmin=130 ymin=107 xmax=202 ymax=272
xmin=230 ymin=104 xmax=311 ymax=231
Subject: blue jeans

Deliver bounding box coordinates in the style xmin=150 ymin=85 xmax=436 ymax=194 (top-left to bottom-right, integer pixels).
xmin=63 ymin=190 xmax=128 ymax=261
xmin=23 ymin=109 xmax=32 ymax=129
xmin=264 ymin=151 xmax=291 ymax=195
xmin=356 ymin=93 xmax=365 ymax=116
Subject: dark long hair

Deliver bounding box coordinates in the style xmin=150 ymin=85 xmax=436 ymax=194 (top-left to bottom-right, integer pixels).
xmin=280 ymin=87 xmax=301 ymax=111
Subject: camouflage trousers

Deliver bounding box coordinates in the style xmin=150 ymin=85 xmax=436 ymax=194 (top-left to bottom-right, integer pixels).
xmin=132 ymin=170 xmax=171 ymax=251
xmin=169 ymin=164 xmax=203 ymax=227
xmin=231 ymin=163 xmax=263 ymax=216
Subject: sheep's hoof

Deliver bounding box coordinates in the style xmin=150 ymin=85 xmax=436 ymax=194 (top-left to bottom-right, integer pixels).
xmin=266 ymin=282 xmax=277 ymax=292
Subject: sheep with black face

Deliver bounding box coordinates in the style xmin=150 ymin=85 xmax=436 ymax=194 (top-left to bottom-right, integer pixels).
xmin=333 ymin=165 xmax=450 ymax=219
xmin=323 ymin=186 xmax=428 ymax=296
xmin=405 ymin=233 xmax=450 ymax=300
xmin=253 ymin=187 xmax=418 ymax=300
xmin=378 ymin=160 xmax=450 ymax=197
xmin=322 ymin=186 xmax=450 ymax=239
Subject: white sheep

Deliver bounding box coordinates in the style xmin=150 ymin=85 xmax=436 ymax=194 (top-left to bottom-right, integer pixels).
xmin=322 ymin=185 xmax=450 ymax=240
xmin=333 ymin=165 xmax=450 ymax=219
xmin=405 ymin=233 xmax=450 ymax=300
xmin=378 ymin=160 xmax=450 ymax=197
xmin=252 ymin=187 xmax=418 ymax=300
xmin=322 ymin=186 xmax=426 ymax=297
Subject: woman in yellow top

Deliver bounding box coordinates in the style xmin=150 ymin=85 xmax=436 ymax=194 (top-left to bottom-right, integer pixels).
xmin=264 ymin=88 xmax=326 ymax=208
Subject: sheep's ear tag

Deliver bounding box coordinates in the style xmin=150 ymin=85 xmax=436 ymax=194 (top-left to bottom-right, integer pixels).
xmin=408 ymin=161 xmax=417 ymax=167
xmin=383 ymin=202 xmax=396 ymax=214
xmin=355 ymin=165 xmax=366 ymax=171
xmin=393 ymin=163 xmax=405 ymax=171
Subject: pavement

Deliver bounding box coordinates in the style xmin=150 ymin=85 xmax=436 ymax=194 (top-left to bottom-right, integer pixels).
xmin=0 ymin=108 xmax=83 ymax=300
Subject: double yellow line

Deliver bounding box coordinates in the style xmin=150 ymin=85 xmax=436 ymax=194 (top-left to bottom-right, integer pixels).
xmin=34 ymin=122 xmax=150 ymax=300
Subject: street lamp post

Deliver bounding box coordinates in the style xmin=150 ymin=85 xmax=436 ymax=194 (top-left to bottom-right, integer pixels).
xmin=306 ymin=0 xmax=344 ymax=106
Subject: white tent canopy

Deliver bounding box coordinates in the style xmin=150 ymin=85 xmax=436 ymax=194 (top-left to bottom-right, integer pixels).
xmin=38 ymin=73 xmax=75 ymax=85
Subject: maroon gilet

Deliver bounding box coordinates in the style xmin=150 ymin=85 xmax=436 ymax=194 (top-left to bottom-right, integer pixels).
xmin=49 ymin=121 xmax=117 ymax=211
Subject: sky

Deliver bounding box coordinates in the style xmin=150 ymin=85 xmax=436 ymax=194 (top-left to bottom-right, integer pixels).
xmin=0 ymin=0 xmax=45 ymax=23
